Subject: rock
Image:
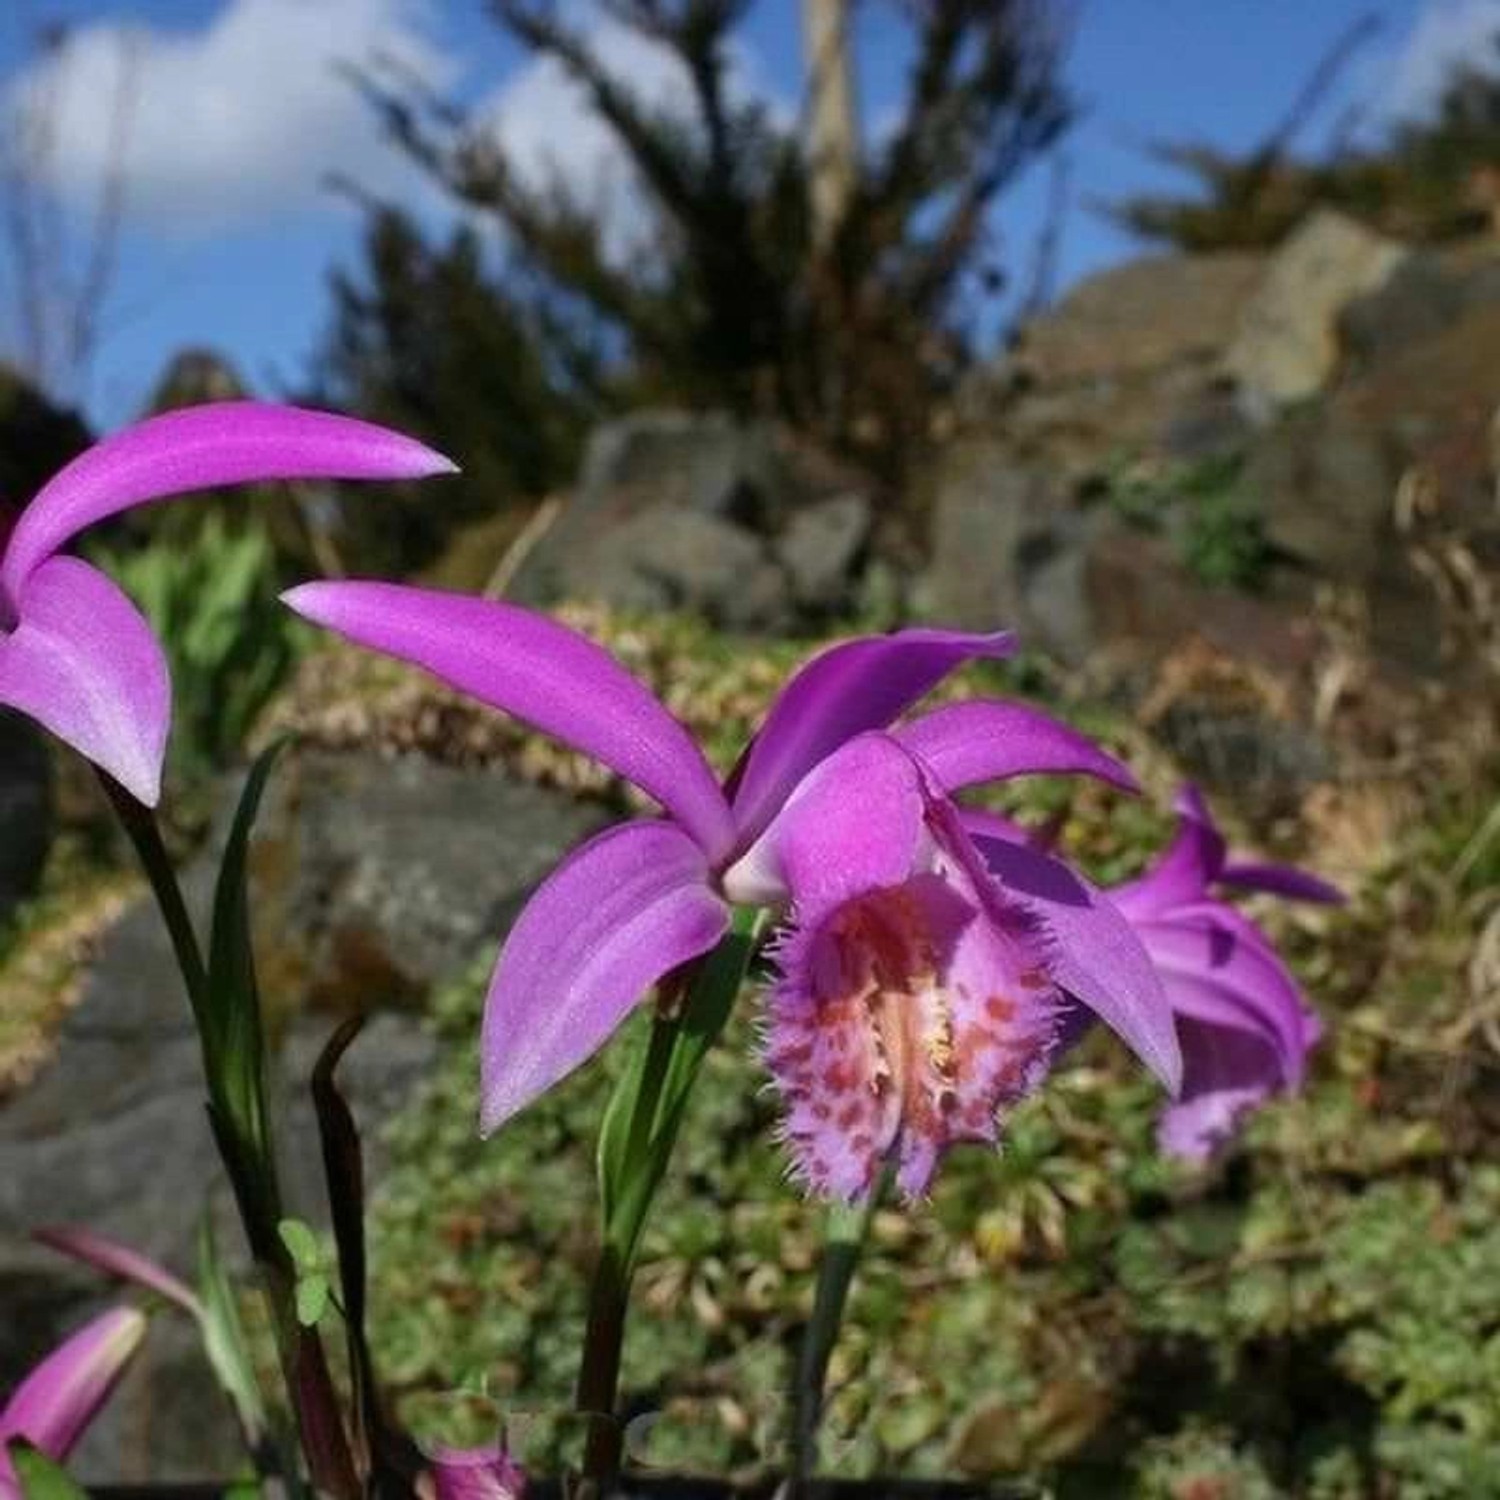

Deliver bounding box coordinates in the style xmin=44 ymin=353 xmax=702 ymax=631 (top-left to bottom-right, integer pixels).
xmin=1339 ymin=247 xmax=1500 ymax=374
xmin=1244 ymin=409 xmax=1400 ymax=580
xmin=1226 ymin=209 xmax=1408 ymax=415
xmin=778 ymin=492 xmax=872 ymax=612
xmin=921 ymin=441 xmax=1060 ymax=633
xmin=0 ymin=753 xmax=605 ymax=1480
xmin=250 ymin=750 xmax=609 ymax=1015
xmin=1013 ymin=253 xmax=1266 ymax=384
xmin=511 ymin=410 xmax=864 ymax=628
xmin=0 ymin=711 xmax=51 ymax=924
xmin=542 ymin=502 xmax=790 ymax=628
xmin=1242 ymin=298 xmax=1500 ymax=674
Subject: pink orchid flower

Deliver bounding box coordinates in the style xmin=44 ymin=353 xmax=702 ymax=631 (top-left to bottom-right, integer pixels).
xmin=1108 ymin=786 xmax=1342 ymax=1160
xmin=0 ymin=402 xmax=453 ymax=805
xmin=747 ymin=731 xmax=1180 ymax=1198
xmin=0 ymin=1307 xmax=146 ymax=1494
xmin=282 ymin=583 xmax=1181 ymax=1146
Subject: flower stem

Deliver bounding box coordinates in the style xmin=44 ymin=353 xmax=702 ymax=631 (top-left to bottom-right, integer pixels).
xmin=793 ymin=1184 xmax=882 ymax=1480
xmin=97 ymin=773 xmax=209 ymax=1004
xmin=577 ymin=909 xmax=763 ymax=1490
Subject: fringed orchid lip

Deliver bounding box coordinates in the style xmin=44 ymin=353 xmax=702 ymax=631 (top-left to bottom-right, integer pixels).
xmin=766 ymin=870 xmax=1059 ymax=1202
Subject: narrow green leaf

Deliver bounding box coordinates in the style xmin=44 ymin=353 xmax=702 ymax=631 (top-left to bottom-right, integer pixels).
xmin=203 ymin=739 xmax=289 ymax=1260
xmin=596 ymin=1022 xmax=649 ymax=1225
xmin=8 ymin=1442 xmax=87 ymax=1500
xmin=196 ymin=1215 xmax=268 ymax=1446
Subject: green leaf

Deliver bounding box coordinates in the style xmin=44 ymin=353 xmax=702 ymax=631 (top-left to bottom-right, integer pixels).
xmin=8 ymin=1442 xmax=87 ymax=1500
xmin=203 ymin=740 xmax=289 ymax=1253
xmin=295 ymin=1273 xmax=330 ymax=1328
xmin=196 ymin=1215 xmax=268 ymax=1445
xmin=278 ymin=1217 xmax=323 ymax=1272
xmin=596 ymin=1022 xmax=649 ymax=1225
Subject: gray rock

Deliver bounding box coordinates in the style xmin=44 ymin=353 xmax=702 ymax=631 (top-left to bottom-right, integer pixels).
xmin=1013 ymin=253 xmax=1266 ymax=384
xmin=778 ymin=492 xmax=872 ymax=611
xmin=555 ymin=503 xmax=791 ymax=629
xmin=922 ymin=440 xmax=1058 ymax=632
xmin=0 ymin=710 xmax=50 ymax=925
xmin=511 ymin=410 xmax=862 ymax=629
xmin=249 ymin=750 xmax=608 ymax=1014
xmin=515 ymin=411 xmax=802 ymax=610
xmin=1226 ymin=209 xmax=1408 ymax=415
xmin=1340 ymin=249 xmax=1500 ymax=374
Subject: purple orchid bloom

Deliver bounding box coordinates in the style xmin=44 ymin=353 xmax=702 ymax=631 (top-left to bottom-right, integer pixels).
xmin=1106 ymin=786 xmax=1342 ymax=1161
xmin=746 ymin=731 xmax=1181 ymax=1199
xmin=0 ymin=402 xmax=453 ymax=805
xmin=422 ymin=1442 xmax=527 ymax=1500
xmin=282 ymin=584 xmax=1180 ymax=1140
xmin=0 ymin=1307 xmax=146 ymax=1494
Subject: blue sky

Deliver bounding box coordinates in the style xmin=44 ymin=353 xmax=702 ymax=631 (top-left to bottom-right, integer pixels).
xmin=0 ymin=0 xmax=1494 ymax=430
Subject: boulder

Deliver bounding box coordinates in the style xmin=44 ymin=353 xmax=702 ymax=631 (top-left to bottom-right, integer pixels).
xmin=920 ymin=441 xmax=1061 ymax=634
xmin=778 ymin=492 xmax=873 ymax=612
xmin=0 ymin=711 xmax=51 ymax=925
xmin=1226 ymin=209 xmax=1408 ymax=415
xmin=1243 ymin=409 xmax=1400 ymax=581
xmin=249 ymin=750 xmax=609 ymax=1015
xmin=1339 ymin=246 xmax=1500 ymax=374
xmin=510 ymin=411 xmax=868 ymax=629
xmin=551 ymin=503 xmax=791 ymax=629
xmin=1013 ymin=252 xmax=1266 ymax=385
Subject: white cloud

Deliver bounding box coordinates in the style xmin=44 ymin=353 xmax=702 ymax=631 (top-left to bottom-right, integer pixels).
xmin=4 ymin=0 xmax=459 ymax=237
xmin=1381 ymin=0 xmax=1500 ymax=120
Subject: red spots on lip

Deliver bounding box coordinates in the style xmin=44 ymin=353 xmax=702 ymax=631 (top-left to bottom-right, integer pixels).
xmin=763 ymin=876 xmax=1059 ymax=1201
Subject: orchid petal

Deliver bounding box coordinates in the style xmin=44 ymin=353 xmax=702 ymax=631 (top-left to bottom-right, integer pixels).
xmin=1220 ymin=860 xmax=1345 ymax=904
xmin=1 ymin=402 xmax=454 ymax=604
xmin=1138 ymin=902 xmax=1315 ymax=1079
xmin=33 ymin=1228 xmax=201 ymax=1320
xmin=970 ymin=831 xmax=1182 ymax=1093
xmin=897 ymin=700 xmax=1138 ymax=795
xmin=1158 ymin=1017 xmax=1286 ymax=1162
xmin=0 ymin=1307 xmax=145 ymax=1476
xmin=722 ymin=733 xmax=927 ymax=910
xmin=0 ymin=557 xmax=168 ymax=804
xmin=957 ymin=806 xmax=1036 ymax=847
xmin=284 ymin=582 xmax=736 ymax=859
xmin=1111 ymin=785 xmax=1227 ymax=919
xmin=480 ymin=819 xmax=729 ymax=1132
xmin=729 ymin=627 xmax=1015 ymax=845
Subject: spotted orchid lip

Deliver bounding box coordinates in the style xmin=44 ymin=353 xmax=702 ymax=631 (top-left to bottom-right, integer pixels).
xmin=765 ymin=868 xmax=1060 ymax=1202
